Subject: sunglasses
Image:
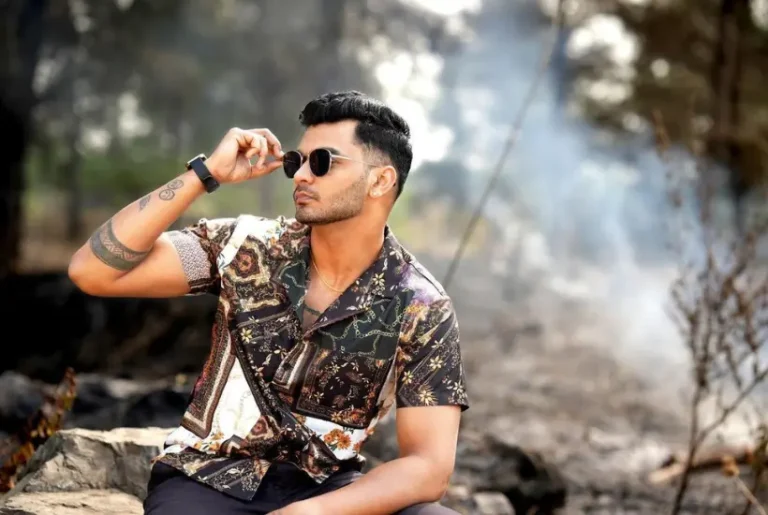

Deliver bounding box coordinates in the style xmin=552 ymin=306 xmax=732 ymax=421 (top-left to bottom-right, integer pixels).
xmin=282 ymin=148 xmax=376 ymax=178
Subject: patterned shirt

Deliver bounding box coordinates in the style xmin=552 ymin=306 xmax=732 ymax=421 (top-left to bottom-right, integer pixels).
xmin=154 ymin=215 xmax=469 ymax=501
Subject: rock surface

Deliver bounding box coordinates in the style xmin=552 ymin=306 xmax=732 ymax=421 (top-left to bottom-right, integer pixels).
xmin=1 ymin=427 xmax=169 ymax=514
xmin=1 ymin=490 xmax=142 ymax=515
xmin=472 ymin=492 xmax=516 ymax=515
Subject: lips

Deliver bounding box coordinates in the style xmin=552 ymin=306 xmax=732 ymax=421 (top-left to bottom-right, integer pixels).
xmin=293 ymin=191 xmax=315 ymax=203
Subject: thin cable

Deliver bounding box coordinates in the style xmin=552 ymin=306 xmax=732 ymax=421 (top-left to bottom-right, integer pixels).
xmin=442 ymin=0 xmax=567 ymax=290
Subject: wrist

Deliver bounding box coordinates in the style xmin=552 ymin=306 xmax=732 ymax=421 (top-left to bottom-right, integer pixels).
xmin=182 ymin=170 xmax=207 ymax=197
xmin=186 ymin=154 xmax=221 ymax=193
xmin=203 ymin=154 xmax=226 ymax=181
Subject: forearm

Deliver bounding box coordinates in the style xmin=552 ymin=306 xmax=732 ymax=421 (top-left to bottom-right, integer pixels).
xmin=306 ymin=456 xmax=448 ymax=515
xmin=69 ymin=171 xmax=204 ymax=280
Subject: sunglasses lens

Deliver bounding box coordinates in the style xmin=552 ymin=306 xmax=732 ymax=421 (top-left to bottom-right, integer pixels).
xmin=309 ymin=149 xmax=331 ymax=177
xmin=283 ymin=151 xmax=302 ymax=178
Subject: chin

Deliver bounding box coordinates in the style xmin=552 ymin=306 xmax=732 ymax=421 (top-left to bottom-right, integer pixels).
xmin=296 ymin=208 xmax=328 ymax=225
xmin=295 ymin=208 xmax=357 ymax=226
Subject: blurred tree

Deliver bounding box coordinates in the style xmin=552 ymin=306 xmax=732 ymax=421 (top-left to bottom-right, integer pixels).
xmin=562 ymin=0 xmax=768 ymax=229
xmin=0 ymin=0 xmax=51 ymax=279
xmin=2 ymin=0 xmax=467 ymax=274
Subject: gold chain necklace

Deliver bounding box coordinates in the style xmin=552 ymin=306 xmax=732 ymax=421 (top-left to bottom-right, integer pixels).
xmin=310 ymin=254 xmax=346 ymax=293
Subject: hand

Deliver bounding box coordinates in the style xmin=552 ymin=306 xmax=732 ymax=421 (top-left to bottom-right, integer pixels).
xmin=206 ymin=127 xmax=285 ymax=184
xmin=267 ymin=500 xmax=324 ymax=515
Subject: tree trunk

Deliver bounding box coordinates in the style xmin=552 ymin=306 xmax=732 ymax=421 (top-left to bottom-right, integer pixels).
xmin=319 ymin=0 xmax=348 ymax=90
xmin=64 ymin=129 xmax=83 ymax=242
xmin=0 ymin=101 xmax=27 ymax=280
xmin=0 ymin=0 xmax=49 ymax=279
xmin=710 ymin=0 xmax=749 ymax=231
xmin=61 ymin=65 xmax=84 ymax=242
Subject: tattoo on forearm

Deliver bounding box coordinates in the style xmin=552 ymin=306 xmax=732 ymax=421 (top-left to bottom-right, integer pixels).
xmin=89 ymin=219 xmax=151 ymax=271
xmin=158 ymin=179 xmax=184 ymax=201
xmin=138 ymin=194 xmax=151 ymax=210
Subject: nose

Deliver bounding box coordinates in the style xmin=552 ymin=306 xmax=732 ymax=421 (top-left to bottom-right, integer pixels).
xmin=292 ymin=159 xmax=314 ymax=187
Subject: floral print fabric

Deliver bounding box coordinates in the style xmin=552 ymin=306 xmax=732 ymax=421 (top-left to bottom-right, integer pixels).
xmin=155 ymin=215 xmax=469 ymax=500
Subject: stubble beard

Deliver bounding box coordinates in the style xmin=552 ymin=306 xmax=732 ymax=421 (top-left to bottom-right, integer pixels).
xmin=295 ymin=175 xmax=367 ymax=225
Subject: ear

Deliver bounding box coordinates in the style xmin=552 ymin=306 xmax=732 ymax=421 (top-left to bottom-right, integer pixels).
xmin=368 ymin=166 xmax=398 ymax=199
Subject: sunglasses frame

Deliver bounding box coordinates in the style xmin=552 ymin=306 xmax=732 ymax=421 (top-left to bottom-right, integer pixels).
xmin=282 ymin=148 xmax=378 ymax=178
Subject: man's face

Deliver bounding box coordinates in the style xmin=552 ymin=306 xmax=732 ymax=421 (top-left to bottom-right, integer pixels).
xmin=291 ymin=120 xmax=371 ymax=225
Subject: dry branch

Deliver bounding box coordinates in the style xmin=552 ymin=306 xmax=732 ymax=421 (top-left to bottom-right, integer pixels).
xmin=654 ymin=107 xmax=768 ymax=514
xmin=649 ymin=444 xmax=764 ymax=484
xmin=0 ymin=368 xmax=77 ymax=492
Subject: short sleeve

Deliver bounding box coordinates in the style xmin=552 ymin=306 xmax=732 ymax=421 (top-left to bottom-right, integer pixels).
xmin=395 ymin=298 xmax=469 ymax=411
xmin=165 ymin=217 xmax=237 ymax=295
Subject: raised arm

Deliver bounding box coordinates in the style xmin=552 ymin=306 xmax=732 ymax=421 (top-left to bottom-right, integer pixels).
xmin=67 ymin=127 xmax=284 ymax=298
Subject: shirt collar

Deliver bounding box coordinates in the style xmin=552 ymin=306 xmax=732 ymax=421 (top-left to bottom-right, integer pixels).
xmin=273 ymin=224 xmax=408 ymax=333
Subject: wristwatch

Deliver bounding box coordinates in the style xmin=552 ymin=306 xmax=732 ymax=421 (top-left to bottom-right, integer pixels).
xmin=186 ymin=153 xmax=220 ymax=193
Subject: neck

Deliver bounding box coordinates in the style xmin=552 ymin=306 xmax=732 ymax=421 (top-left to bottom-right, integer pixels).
xmin=309 ymin=216 xmax=385 ymax=282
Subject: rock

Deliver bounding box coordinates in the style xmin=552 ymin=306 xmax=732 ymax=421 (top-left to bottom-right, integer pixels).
xmin=445 ymin=484 xmax=472 ymax=502
xmin=441 ymin=488 xmax=517 ymax=515
xmin=0 ymin=489 xmax=142 ymax=515
xmin=4 ymin=427 xmax=170 ymax=501
xmin=451 ymin=433 xmax=567 ymax=514
xmin=440 ymin=484 xmax=474 ymax=513
xmin=484 ymin=437 xmax=566 ymax=513
xmin=472 ymin=492 xmax=516 ymax=515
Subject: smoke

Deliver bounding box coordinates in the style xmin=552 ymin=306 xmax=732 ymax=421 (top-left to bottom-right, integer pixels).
xmin=419 ymin=1 xmax=768 ymax=432
xmin=386 ymin=0 xmax=704 ymax=386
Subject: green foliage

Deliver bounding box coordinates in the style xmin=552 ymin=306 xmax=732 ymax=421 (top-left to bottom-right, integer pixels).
xmin=79 ymin=154 xmax=177 ymax=206
xmin=20 ymin=0 xmax=466 ymax=234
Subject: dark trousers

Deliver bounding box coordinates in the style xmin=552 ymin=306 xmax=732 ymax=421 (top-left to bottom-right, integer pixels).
xmin=143 ymin=463 xmax=458 ymax=515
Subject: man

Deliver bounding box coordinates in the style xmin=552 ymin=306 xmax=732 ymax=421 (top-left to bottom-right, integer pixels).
xmin=68 ymin=91 xmax=469 ymax=515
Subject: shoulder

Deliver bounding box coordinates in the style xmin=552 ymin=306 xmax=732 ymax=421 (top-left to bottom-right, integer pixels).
xmin=224 ymin=214 xmax=304 ymax=244
xmin=211 ymin=215 xmax=309 ymax=266
xmin=399 ymin=248 xmax=450 ymax=306
xmin=397 ymin=248 xmax=457 ymax=342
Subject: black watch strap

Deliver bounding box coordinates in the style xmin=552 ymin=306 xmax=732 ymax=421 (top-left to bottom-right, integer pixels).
xmin=185 ymin=154 xmax=220 ymax=193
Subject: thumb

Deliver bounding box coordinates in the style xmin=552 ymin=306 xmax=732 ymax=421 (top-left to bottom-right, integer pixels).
xmin=250 ymin=159 xmax=283 ymax=178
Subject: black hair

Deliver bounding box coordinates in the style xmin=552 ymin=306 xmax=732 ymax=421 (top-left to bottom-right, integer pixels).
xmin=299 ymin=91 xmax=413 ymax=198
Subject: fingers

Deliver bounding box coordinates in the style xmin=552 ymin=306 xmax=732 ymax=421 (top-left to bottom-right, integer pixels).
xmin=248 ymin=128 xmax=283 ymax=158
xmin=231 ymin=127 xmax=283 ymax=168
xmin=231 ymin=128 xmax=266 ymax=167
xmin=223 ymin=127 xmax=284 ymax=180
xmin=244 ymin=139 xmax=267 ymax=168
xmin=229 ymin=127 xmax=283 ymax=155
